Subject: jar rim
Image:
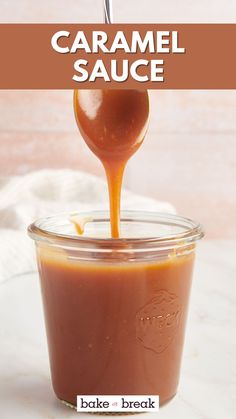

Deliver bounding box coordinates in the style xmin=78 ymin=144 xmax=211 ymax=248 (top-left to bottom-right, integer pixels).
xmin=28 ymin=210 xmax=204 ymax=252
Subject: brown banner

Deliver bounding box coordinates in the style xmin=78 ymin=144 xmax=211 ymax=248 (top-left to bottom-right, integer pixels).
xmin=0 ymin=24 xmax=235 ymax=89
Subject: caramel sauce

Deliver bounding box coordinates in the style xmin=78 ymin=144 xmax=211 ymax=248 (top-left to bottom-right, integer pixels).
xmin=74 ymin=89 xmax=149 ymax=237
xmin=33 ymin=88 xmax=196 ymax=408
xmin=37 ymin=246 xmax=194 ymax=406
xmin=69 ymin=214 xmax=93 ymax=235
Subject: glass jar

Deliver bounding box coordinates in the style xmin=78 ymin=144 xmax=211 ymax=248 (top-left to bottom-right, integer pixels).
xmin=28 ymin=210 xmax=203 ymax=409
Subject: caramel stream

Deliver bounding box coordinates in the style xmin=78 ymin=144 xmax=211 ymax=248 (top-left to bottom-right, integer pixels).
xmin=74 ymin=89 xmax=149 ymax=238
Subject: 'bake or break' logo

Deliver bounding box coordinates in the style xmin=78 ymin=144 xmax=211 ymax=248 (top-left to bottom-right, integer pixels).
xmin=77 ymin=395 xmax=159 ymax=413
xmin=136 ymin=290 xmax=181 ymax=354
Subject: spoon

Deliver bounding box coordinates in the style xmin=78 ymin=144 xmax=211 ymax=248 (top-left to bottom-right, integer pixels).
xmin=74 ymin=2 xmax=149 ymax=238
xmin=104 ymin=0 xmax=113 ymax=24
xmin=74 ymin=90 xmax=149 ymax=238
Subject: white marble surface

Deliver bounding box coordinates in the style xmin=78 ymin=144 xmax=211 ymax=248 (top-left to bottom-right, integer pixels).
xmin=0 ymin=240 xmax=236 ymax=419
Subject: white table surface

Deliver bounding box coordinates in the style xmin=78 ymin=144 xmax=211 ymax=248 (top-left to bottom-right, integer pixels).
xmin=0 ymin=240 xmax=235 ymax=419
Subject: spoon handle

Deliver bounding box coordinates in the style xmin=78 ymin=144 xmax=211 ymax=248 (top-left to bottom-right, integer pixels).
xmin=104 ymin=0 xmax=113 ymax=24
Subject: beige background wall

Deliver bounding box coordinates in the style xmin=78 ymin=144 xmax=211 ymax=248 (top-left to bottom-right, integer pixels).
xmin=0 ymin=1 xmax=235 ymax=238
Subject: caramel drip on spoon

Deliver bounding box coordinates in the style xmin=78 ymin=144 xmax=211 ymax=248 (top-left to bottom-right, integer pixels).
xmin=74 ymin=89 xmax=149 ymax=238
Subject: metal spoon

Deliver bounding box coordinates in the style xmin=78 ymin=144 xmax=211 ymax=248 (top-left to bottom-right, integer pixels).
xmin=104 ymin=0 xmax=113 ymax=24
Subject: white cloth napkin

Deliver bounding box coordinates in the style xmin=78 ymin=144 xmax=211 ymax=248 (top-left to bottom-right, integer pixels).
xmin=0 ymin=169 xmax=175 ymax=282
